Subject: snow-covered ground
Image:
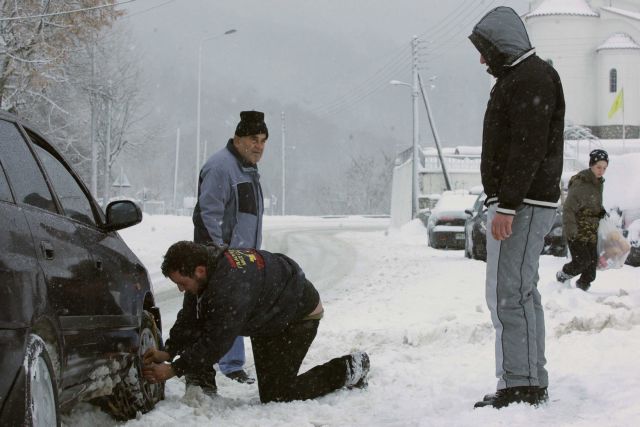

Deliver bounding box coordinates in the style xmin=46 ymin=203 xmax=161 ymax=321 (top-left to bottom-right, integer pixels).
xmin=60 ymin=214 xmax=640 ymax=426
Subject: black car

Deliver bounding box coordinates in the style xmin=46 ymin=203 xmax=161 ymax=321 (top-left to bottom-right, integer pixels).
xmin=626 ymin=237 xmax=640 ymax=267
xmin=464 ymin=193 xmax=568 ymax=261
xmin=0 ymin=112 xmax=164 ymax=424
xmin=464 ymin=193 xmax=488 ymax=260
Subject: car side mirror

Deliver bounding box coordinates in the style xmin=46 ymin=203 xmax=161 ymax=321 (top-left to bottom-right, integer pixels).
xmin=103 ymin=200 xmax=142 ymax=232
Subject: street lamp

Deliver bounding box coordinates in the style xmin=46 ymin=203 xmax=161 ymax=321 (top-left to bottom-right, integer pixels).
xmin=196 ymin=28 xmax=237 ymax=195
xmin=390 ymin=79 xmax=420 ymax=219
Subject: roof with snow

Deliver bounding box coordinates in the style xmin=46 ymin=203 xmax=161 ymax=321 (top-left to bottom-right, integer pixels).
xmin=601 ymin=7 xmax=640 ymax=21
xmin=597 ymin=33 xmax=640 ymax=51
xmin=526 ymin=0 xmax=598 ymax=19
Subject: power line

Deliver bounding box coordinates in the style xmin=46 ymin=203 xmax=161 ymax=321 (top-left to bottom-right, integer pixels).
xmin=309 ymin=1 xmax=492 ymax=119
xmin=121 ymin=0 xmax=176 ymax=19
xmin=308 ymin=46 xmax=411 ymax=115
xmin=303 ymin=0 xmax=476 ymax=112
xmin=0 ymin=0 xmax=137 ymax=22
xmin=312 ymin=55 xmax=411 ymax=117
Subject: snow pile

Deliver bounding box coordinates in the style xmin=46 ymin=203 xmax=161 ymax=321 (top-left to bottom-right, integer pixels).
xmin=604 ymin=153 xmax=640 ymax=210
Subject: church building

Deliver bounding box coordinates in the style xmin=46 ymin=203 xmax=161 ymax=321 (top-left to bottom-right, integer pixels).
xmin=525 ymin=0 xmax=640 ymax=138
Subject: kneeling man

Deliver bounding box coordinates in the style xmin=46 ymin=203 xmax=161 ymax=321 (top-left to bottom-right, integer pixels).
xmin=142 ymin=241 xmax=369 ymax=403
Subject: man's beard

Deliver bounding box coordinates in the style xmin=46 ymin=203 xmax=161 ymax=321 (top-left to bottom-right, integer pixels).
xmin=196 ymin=276 xmax=208 ymax=292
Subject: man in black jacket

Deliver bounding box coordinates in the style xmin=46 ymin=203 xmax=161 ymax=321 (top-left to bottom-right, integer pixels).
xmin=468 ymin=6 xmax=565 ymax=409
xmin=142 ymin=241 xmax=369 ymax=403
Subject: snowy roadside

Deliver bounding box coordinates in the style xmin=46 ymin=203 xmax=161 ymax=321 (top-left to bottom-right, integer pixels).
xmin=62 ymin=216 xmax=640 ymax=426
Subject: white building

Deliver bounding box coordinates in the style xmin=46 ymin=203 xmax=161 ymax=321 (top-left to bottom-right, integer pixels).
xmin=525 ymin=0 xmax=640 ymax=137
xmin=389 ymin=146 xmax=481 ymax=228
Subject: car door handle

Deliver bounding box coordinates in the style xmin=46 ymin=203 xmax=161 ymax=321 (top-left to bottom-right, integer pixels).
xmin=40 ymin=241 xmax=55 ymax=260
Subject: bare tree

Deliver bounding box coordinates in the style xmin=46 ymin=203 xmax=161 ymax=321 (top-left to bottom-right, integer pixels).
xmin=316 ymin=150 xmax=395 ymax=215
xmin=0 ymin=0 xmax=121 ymax=112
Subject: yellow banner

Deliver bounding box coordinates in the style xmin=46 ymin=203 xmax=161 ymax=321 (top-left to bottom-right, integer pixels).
xmin=608 ymin=89 xmax=624 ymax=119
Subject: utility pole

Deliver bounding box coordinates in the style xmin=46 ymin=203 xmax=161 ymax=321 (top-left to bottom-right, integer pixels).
xmin=411 ymin=36 xmax=420 ymax=218
xmin=90 ymin=44 xmax=98 ymax=197
xmin=195 ymin=43 xmax=203 ymax=197
xmin=195 ymin=29 xmax=237 ymax=197
xmin=173 ymin=127 xmax=181 ymax=213
xmin=418 ymin=73 xmax=452 ymax=190
xmin=281 ymin=111 xmax=286 ymax=216
xmin=103 ymin=82 xmax=112 ymax=207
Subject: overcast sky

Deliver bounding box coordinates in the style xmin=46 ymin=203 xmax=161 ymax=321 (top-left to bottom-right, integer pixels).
xmin=120 ymin=0 xmax=530 ymax=212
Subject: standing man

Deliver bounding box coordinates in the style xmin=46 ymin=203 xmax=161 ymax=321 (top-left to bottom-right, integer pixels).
xmin=142 ymin=241 xmax=370 ymax=403
xmin=468 ymin=6 xmax=565 ymax=409
xmin=190 ymin=110 xmax=269 ymax=390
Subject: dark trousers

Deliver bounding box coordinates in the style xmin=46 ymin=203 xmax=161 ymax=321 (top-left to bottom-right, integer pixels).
xmin=563 ymin=240 xmax=598 ymax=285
xmin=250 ymin=319 xmax=349 ymax=403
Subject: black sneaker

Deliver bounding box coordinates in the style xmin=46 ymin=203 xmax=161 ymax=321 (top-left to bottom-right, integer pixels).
xmin=576 ymin=281 xmax=591 ymax=291
xmin=185 ymin=374 xmax=217 ymax=397
xmin=225 ymin=370 xmax=255 ymax=384
xmin=474 ymin=386 xmax=541 ymax=409
xmin=483 ymin=386 xmax=548 ymax=403
xmin=556 ymin=270 xmax=573 ymax=283
xmin=345 ymin=351 xmax=370 ymax=389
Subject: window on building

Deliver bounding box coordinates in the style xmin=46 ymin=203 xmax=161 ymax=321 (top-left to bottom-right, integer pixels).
xmin=610 ymin=69 xmax=618 ymax=93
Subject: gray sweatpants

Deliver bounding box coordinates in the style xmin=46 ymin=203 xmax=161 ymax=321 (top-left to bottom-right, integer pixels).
xmin=486 ymin=204 xmax=555 ymax=390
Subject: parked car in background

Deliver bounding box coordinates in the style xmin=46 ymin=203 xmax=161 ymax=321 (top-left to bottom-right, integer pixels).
xmin=0 ymin=112 xmax=164 ymax=424
xmin=464 ymin=193 xmax=487 ymax=260
xmin=427 ymin=191 xmax=478 ymax=249
xmin=464 ymin=192 xmax=567 ymax=261
xmin=620 ymin=208 xmax=640 ymax=267
xmin=624 ymin=221 xmax=640 ymax=266
xmin=417 ymin=194 xmax=441 ymax=227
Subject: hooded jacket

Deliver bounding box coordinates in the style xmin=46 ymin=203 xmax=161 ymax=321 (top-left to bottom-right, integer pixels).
xmin=469 ymin=7 xmax=565 ymax=215
xmin=193 ymin=139 xmax=264 ymax=248
xmin=165 ymin=247 xmax=320 ymax=377
xmin=563 ymin=168 xmax=605 ymax=243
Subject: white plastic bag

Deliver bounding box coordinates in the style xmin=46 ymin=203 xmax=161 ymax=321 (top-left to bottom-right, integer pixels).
xmin=597 ymin=216 xmax=631 ymax=270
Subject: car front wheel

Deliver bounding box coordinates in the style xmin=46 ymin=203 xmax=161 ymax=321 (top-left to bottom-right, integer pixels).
xmin=100 ymin=311 xmax=164 ymax=420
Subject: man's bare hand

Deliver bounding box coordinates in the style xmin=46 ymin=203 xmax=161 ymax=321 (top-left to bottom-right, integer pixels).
xmin=143 ymin=348 xmax=170 ymax=366
xmin=142 ymin=362 xmax=175 ymax=383
xmin=491 ymin=213 xmax=514 ymax=241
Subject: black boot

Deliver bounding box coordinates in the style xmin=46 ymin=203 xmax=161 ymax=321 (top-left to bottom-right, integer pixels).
xmin=576 ymin=281 xmax=591 ymax=291
xmin=475 ymin=386 xmax=542 ymax=409
xmin=482 ymin=386 xmax=548 ymax=403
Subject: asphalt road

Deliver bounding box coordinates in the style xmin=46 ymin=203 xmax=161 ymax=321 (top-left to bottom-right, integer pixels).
xmin=154 ymin=218 xmax=388 ymax=333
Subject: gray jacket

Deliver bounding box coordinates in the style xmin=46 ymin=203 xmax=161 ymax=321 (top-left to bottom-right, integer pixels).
xmin=193 ymin=139 xmax=263 ymax=248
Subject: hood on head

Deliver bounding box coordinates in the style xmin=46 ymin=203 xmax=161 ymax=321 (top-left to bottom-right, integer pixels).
xmin=469 ymin=6 xmax=533 ymax=77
